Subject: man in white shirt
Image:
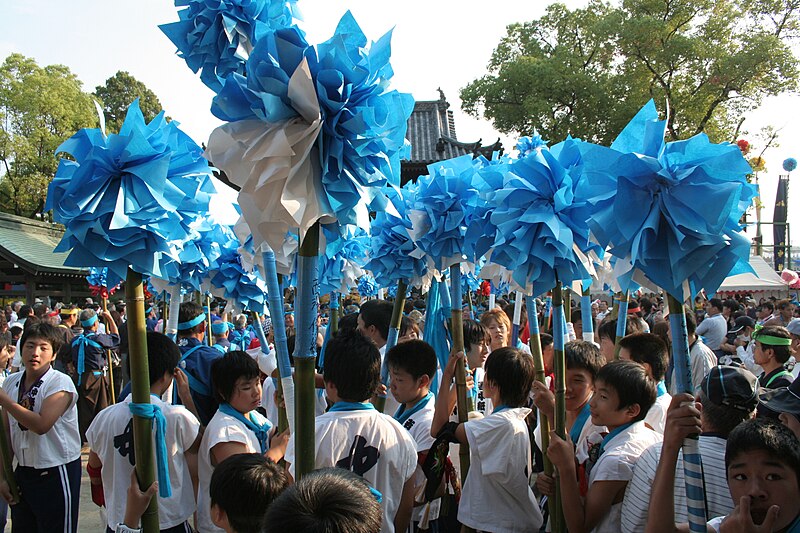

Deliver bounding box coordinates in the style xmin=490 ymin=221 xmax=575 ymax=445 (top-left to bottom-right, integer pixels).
xmin=696 ymin=298 xmax=728 ymax=355
xmin=667 ymin=308 xmax=717 ymax=394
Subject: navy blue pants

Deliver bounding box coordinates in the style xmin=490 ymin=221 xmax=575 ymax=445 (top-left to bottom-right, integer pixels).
xmin=11 ymin=458 xmax=80 ymax=533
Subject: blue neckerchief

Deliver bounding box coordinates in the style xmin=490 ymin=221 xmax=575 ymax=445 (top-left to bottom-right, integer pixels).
xmin=492 ymin=404 xmax=511 ymax=414
xmin=218 ymin=403 xmax=272 ymax=454
xmin=329 ymin=401 xmax=376 ymax=412
xmin=656 ymin=380 xmax=668 ymax=398
xmin=394 ymin=392 xmax=434 ymax=425
xmin=786 ymin=514 xmax=800 ymax=533
xmin=599 ymin=422 xmax=634 ymax=455
xmin=71 ymin=333 xmax=102 ymax=384
xmin=128 ymin=395 xmax=171 ymax=498
xmin=230 ymin=329 xmax=250 ymax=351
xmin=515 ymin=338 xmax=525 ymax=350
xmin=570 ymin=400 xmax=592 ymax=445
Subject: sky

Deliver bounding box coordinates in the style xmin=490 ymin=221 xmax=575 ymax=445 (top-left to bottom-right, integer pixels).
xmin=2 ymin=0 xmax=799 ymax=249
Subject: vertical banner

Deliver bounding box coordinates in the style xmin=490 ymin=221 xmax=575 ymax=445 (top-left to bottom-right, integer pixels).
xmin=773 ymin=175 xmax=789 ymax=271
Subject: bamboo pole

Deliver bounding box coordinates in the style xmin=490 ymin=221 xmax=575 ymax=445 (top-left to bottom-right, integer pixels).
xmin=374 ymin=280 xmax=408 ymax=413
xmin=330 ymin=292 xmax=340 ymax=336
xmin=614 ymin=292 xmax=629 ymax=360
xmin=206 ymin=295 xmax=213 ymax=347
xmin=100 ymin=296 xmax=116 ymax=404
xmin=551 ymin=280 xmax=566 ymax=533
xmin=263 ymin=253 xmax=294 ymax=435
xmin=294 ymin=223 xmax=320 ymax=479
xmin=125 ymin=268 xmax=159 ymax=532
xmin=449 ymin=264 xmax=470 ymax=482
xmin=526 ymin=295 xmax=552 ymax=477
xmin=580 ymin=286 xmax=595 ymax=342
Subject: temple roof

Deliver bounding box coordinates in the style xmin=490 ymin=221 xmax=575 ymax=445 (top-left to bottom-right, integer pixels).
xmin=0 ymin=212 xmax=87 ymax=276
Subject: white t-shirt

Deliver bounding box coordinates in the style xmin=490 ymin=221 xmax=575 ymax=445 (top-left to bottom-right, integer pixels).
xmin=380 ymin=344 xmax=401 ymax=416
xmin=395 ymin=396 xmax=441 ymax=524
xmin=261 ymin=377 xmax=327 ymax=426
xmin=459 ymin=407 xmax=543 ymax=533
xmin=3 ymin=368 xmax=81 ymax=468
xmin=285 ymin=407 xmax=417 ymax=533
xmin=197 ymin=409 xmax=272 ymax=533
xmin=86 ymin=394 xmax=200 ymax=529
xmin=620 ymin=435 xmax=731 ymax=533
xmin=588 ymin=421 xmax=662 ymax=533
xmin=644 ymin=392 xmax=672 ymax=434
xmin=696 ymin=314 xmax=727 ymax=351
xmin=669 ymin=340 xmax=717 ymax=395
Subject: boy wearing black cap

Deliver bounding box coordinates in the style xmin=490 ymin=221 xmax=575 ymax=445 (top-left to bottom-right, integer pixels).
xmin=621 ymin=365 xmax=759 ymax=532
xmin=759 ymin=373 xmax=800 ymax=439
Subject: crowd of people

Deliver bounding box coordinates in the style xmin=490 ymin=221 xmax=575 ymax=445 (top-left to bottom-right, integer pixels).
xmin=0 ymin=290 xmax=798 ymax=533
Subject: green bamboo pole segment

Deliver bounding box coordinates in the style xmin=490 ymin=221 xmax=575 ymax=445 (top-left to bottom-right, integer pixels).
xmin=101 ymin=296 xmax=116 ymax=404
xmin=206 ymin=295 xmax=213 ymax=347
xmin=614 ymin=291 xmax=629 ymax=360
xmin=330 ymin=295 xmax=340 ymax=336
xmin=125 ymin=268 xmax=159 ymax=533
xmin=563 ymin=288 xmax=572 ymax=323
xmin=551 ymin=280 xmax=567 ymax=533
xmin=526 ymin=295 xmax=553 ymax=477
xmin=449 ymin=265 xmax=470 ymax=482
xmin=294 ymin=222 xmax=320 ymax=480
xmin=0 ymin=409 xmax=19 ymax=502
xmin=276 ymin=376 xmax=289 ymax=433
xmin=161 ymin=291 xmax=168 ymax=334
xmin=374 ymin=279 xmax=408 ymax=413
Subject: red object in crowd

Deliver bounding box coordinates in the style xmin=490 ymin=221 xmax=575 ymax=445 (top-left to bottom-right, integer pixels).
xmin=737 ymin=139 xmax=750 ymax=155
xmin=479 ymin=280 xmax=491 ymax=297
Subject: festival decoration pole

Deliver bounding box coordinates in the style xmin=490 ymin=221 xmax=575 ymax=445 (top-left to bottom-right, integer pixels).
xmin=510 ymin=291 xmax=524 ymax=346
xmin=580 ymin=286 xmax=595 ymax=342
xmin=126 ymin=269 xmax=159 ymax=532
xmin=526 ymin=294 xmax=552 ymax=476
xmin=374 ymin=279 xmax=407 ymax=413
xmin=551 ymin=280 xmax=566 ymax=533
xmin=206 ymin=295 xmax=213 ymax=346
xmin=488 ymin=291 xmax=496 ymax=310
xmin=614 ymin=291 xmax=629 ymax=360
xmin=0 ymin=409 xmax=19 ymax=502
xmin=329 ymin=293 xmax=340 ymax=335
xmin=263 ymin=249 xmax=295 ymax=435
xmin=294 ymin=223 xmax=320 ymax=479
xmin=100 ymin=296 xmax=116 ymax=404
xmin=449 ymin=264 xmax=471 ymax=481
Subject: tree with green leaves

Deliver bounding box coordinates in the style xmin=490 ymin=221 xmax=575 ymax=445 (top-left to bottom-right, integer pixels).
xmin=461 ymin=0 xmax=800 ymax=145
xmin=93 ymin=71 xmax=165 ymax=134
xmin=0 ymin=54 xmax=97 ymax=218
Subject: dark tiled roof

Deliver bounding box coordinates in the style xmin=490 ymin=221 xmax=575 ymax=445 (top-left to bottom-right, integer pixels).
xmin=0 ymin=212 xmax=87 ymax=276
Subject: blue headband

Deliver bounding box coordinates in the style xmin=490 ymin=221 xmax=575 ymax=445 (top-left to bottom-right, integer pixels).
xmin=211 ymin=322 xmax=233 ymax=335
xmin=177 ymin=313 xmax=206 ymax=330
xmin=146 ymin=307 xmax=154 ymax=315
xmin=81 ymin=314 xmax=98 ymax=327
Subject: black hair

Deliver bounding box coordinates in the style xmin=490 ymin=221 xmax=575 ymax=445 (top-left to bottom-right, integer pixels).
xmin=708 ymin=298 xmax=724 ymax=312
xmin=484 ymin=347 xmax=535 ymax=408
xmin=463 ymin=319 xmax=486 ymax=353
xmin=698 ymin=391 xmax=753 ymax=438
xmin=358 ymin=300 xmax=393 ymax=341
xmin=760 ymin=301 xmax=775 ymax=312
xmin=145 ymin=331 xmax=181 ymax=386
xmin=211 ymin=454 xmax=288 ymax=532
xmin=565 ymin=340 xmax=605 ymax=380
xmin=177 ymin=302 xmax=205 ymax=334
xmin=385 ymin=340 xmax=437 ymax=381
xmin=211 ymin=350 xmax=261 ymax=403
xmin=725 ymin=418 xmax=800 ymax=487
xmin=399 ymin=315 xmax=420 ymax=339
xmin=756 ymin=326 xmax=792 ymax=363
xmin=597 ymin=316 xmax=643 ymax=341
xmin=17 ymin=305 xmax=32 ymax=319
xmin=723 ymin=299 xmax=740 ymax=313
xmin=336 ymin=313 xmax=359 ymax=335
xmin=323 ymin=329 xmax=380 ymax=402
xmin=618 ymin=333 xmax=668 ymax=381
xmin=262 ymin=467 xmax=382 ymax=533
xmin=20 ymin=322 xmax=63 ymax=353
xmin=640 ymin=297 xmax=653 ymax=313
xmin=596 ymin=360 xmax=656 ymax=422
xmin=540 ymin=332 xmax=554 ymax=350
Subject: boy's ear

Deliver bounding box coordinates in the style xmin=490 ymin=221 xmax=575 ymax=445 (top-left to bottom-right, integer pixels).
xmin=624 ymin=403 xmax=641 ymax=420
xmin=210 ymin=503 xmax=228 ymax=529
xmin=418 ymin=374 xmax=431 ymax=389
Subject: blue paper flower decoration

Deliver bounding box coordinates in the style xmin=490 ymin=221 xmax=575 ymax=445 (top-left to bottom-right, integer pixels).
xmin=160 ymin=0 xmax=300 ymax=93
xmin=162 ymin=219 xmax=239 ymax=291
xmin=357 ymin=274 xmax=378 ymax=298
xmin=318 ymin=224 xmax=369 ymax=295
xmin=366 ymin=186 xmax=428 ymax=288
xmin=86 ymin=267 xmax=123 ymax=292
xmin=461 ymin=272 xmax=481 ymax=293
xmin=486 ymin=143 xmax=595 ymax=298
xmin=410 ymin=155 xmax=484 ymax=273
xmin=516 ymin=131 xmax=548 ymax=157
xmin=784 ymin=158 xmax=798 ymax=172
xmin=576 ymin=100 xmax=757 ymax=299
xmin=210 ymin=251 xmax=267 ymax=312
xmin=46 ymin=99 xmax=217 ymax=282
xmin=387 ymin=282 xmax=412 ymax=299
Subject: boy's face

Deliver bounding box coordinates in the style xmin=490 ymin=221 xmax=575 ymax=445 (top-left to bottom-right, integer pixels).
xmin=228 ymin=376 xmax=263 ymax=414
xmin=0 ymin=344 xmax=13 ymax=367
xmin=485 ymin=319 xmax=508 ymax=350
xmin=590 ymin=379 xmax=639 ymax=428
xmin=727 ymin=449 xmax=800 ymax=530
xmin=388 ymin=366 xmax=428 ymax=404
xmin=466 ymin=337 xmax=489 ymax=369
xmin=599 ymin=335 xmax=616 ymax=363
xmin=565 ymin=368 xmax=594 ymax=412
xmin=21 ymin=336 xmax=55 ymax=373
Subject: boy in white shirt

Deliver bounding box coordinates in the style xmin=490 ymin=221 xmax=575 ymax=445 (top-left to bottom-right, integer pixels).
xmin=548 ymin=360 xmax=661 ymax=533
xmin=197 ymin=351 xmax=287 ymax=533
xmin=618 ymin=333 xmax=671 ymax=433
xmin=86 ymin=331 xmax=201 ymax=533
xmin=0 ymin=322 xmax=81 ymax=532
xmin=386 ymin=339 xmax=440 ymax=531
xmin=284 ymin=329 xmax=418 ymax=533
xmin=431 ymin=346 xmax=544 ymax=533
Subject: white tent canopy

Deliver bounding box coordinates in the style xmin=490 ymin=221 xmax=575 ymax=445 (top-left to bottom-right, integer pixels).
xmin=716 ymin=255 xmax=789 ymax=296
